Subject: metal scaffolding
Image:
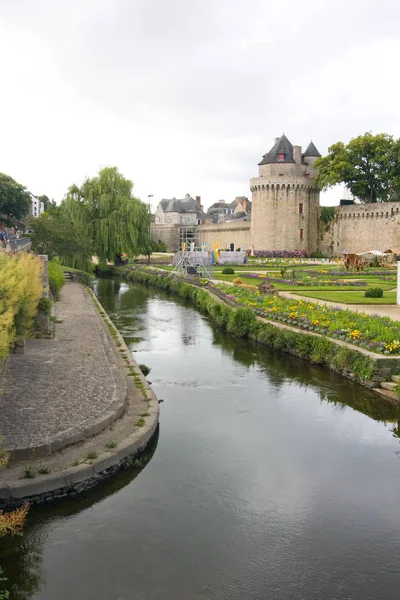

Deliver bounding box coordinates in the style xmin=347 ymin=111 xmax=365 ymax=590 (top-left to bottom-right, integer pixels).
xmin=179 ymin=225 xmax=199 ymax=250
xmin=170 ymin=247 xmax=214 ymax=279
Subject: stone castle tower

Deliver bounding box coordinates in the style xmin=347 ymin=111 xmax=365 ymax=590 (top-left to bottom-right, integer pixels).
xmin=250 ymin=134 xmax=320 ymax=253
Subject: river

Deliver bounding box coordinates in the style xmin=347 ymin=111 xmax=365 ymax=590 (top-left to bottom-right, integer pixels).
xmin=1 ymin=278 xmax=400 ymax=600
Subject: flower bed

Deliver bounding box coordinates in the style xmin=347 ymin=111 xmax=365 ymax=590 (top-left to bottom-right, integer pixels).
xmin=211 ymin=283 xmax=400 ymax=355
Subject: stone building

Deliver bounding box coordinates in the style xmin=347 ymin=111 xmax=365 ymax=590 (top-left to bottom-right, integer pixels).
xmin=250 ymin=134 xmax=321 ymax=253
xmin=151 ymin=135 xmax=321 ymax=253
xmin=152 ymin=194 xmax=205 ymax=249
xmin=207 ymin=197 xmax=251 ymax=223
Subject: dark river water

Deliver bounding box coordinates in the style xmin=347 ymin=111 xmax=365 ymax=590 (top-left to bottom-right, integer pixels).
xmin=1 ymin=279 xmax=400 ymax=600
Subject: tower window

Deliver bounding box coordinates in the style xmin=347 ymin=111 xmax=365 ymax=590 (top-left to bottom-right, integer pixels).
xmin=277 ymin=153 xmax=284 ymax=161
xmin=299 ymin=203 xmax=303 ymax=214
xmin=300 ymin=228 xmax=304 ymax=241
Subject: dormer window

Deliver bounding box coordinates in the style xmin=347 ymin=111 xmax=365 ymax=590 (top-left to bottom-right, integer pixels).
xmin=277 ymin=153 xmax=285 ymax=161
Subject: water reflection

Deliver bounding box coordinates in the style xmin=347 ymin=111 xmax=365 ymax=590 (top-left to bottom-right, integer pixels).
xmin=0 ymin=433 xmax=158 ymax=600
xmin=2 ymin=279 xmax=400 ymax=600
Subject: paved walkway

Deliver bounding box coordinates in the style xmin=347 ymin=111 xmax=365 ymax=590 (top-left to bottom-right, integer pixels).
xmin=0 ymin=283 xmax=126 ymax=457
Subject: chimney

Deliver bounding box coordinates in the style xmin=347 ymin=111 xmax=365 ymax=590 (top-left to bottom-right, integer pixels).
xmin=293 ymin=145 xmax=302 ymax=164
xmin=242 ymin=197 xmax=248 ymax=212
xmin=195 ymin=196 xmax=201 ymax=211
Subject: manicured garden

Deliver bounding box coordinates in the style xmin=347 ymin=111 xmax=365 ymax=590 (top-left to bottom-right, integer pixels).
xmin=212 ymin=282 xmax=400 ymax=354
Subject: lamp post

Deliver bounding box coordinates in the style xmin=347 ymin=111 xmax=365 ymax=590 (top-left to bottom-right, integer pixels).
xmin=147 ymin=194 xmax=153 ymax=239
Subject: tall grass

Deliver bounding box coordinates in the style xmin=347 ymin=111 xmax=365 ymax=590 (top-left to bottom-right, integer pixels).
xmin=48 ymin=260 xmax=65 ymax=299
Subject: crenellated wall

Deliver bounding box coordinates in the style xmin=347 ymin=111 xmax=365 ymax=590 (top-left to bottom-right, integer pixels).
xmin=319 ymin=203 xmax=400 ymax=256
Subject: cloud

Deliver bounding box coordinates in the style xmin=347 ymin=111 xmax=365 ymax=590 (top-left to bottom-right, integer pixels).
xmin=0 ymin=0 xmax=399 ymax=208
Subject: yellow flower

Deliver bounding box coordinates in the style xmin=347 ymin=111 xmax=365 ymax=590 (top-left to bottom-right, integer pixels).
xmin=350 ymin=330 xmax=361 ymax=339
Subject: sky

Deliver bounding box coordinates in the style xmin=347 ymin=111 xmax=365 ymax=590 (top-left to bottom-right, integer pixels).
xmin=1 ymin=0 xmax=399 ymax=211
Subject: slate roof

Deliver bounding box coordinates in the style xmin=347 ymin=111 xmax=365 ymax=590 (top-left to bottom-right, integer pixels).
xmin=229 ymin=210 xmax=250 ymax=221
xmin=303 ymin=141 xmax=321 ymax=157
xmin=258 ymin=134 xmax=295 ymax=165
xmin=160 ymin=197 xmax=196 ymax=213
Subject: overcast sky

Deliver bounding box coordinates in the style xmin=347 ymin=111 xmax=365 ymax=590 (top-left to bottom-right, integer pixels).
xmin=1 ymin=0 xmax=399 ymax=210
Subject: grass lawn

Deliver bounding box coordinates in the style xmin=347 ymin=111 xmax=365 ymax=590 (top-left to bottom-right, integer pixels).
xmin=295 ymin=291 xmax=397 ymax=305
xmin=212 ymin=273 xmax=395 ymax=291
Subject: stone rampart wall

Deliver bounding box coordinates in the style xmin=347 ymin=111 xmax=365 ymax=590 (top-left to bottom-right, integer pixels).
xmin=320 ymin=203 xmax=400 ymax=256
xmin=198 ymin=222 xmax=251 ymax=250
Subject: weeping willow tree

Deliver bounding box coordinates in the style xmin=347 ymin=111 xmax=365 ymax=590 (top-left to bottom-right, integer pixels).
xmin=62 ymin=167 xmax=151 ymax=266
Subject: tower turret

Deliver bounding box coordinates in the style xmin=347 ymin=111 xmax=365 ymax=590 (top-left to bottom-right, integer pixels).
xmin=250 ymin=135 xmax=320 ymax=253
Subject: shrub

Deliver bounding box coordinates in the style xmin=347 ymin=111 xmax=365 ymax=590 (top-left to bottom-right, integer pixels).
xmin=365 ymin=287 xmax=383 ymax=298
xmin=0 ymin=252 xmax=43 ymax=360
xmin=226 ymin=307 xmax=257 ymax=337
xmin=38 ymin=296 xmax=52 ymax=315
xmin=222 ymin=267 xmax=235 ymax=274
xmin=48 ymin=260 xmax=65 ymax=299
xmin=139 ymin=363 xmax=151 ymax=376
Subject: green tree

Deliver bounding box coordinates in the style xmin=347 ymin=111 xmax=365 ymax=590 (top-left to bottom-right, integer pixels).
xmin=315 ymin=132 xmax=400 ymax=203
xmin=38 ymin=195 xmax=57 ymax=212
xmin=63 ymin=167 xmax=151 ymax=265
xmin=0 ymin=173 xmax=31 ymax=220
xmin=29 ymin=209 xmax=92 ymax=270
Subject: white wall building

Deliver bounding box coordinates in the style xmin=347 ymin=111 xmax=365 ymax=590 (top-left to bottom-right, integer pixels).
xmin=29 ymin=193 xmax=44 ymax=218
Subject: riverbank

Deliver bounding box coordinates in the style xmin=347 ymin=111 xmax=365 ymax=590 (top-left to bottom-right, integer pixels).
xmin=0 ymin=283 xmax=159 ymax=509
xmin=115 ymin=267 xmax=400 ymax=401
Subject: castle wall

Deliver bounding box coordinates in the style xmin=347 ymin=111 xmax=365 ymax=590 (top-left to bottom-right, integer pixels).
xmin=251 ymin=154 xmax=319 ymax=252
xmin=198 ymin=222 xmax=251 ymax=250
xmin=250 ymin=181 xmax=319 ymax=252
xmin=150 ymin=223 xmax=180 ymax=251
xmin=319 ymin=203 xmax=400 ymax=256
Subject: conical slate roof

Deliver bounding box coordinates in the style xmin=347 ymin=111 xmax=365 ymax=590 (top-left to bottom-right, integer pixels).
xmin=258 ymin=134 xmax=295 ymax=165
xmin=303 ymin=141 xmax=321 ymax=157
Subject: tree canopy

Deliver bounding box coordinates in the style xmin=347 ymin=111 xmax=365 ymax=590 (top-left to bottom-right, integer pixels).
xmin=314 ymin=133 xmax=400 ymax=203
xmin=29 ymin=208 xmax=93 ymax=271
xmin=38 ymin=194 xmax=57 ymax=212
xmin=62 ymin=167 xmax=151 ymax=265
xmin=0 ymin=173 xmax=31 ymax=219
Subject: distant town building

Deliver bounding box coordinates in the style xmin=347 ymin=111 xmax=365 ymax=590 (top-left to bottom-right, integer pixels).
xmin=29 ymin=193 xmax=44 ymax=218
xmin=154 ymin=194 xmax=205 ymax=225
xmin=207 ymin=197 xmax=251 ymax=223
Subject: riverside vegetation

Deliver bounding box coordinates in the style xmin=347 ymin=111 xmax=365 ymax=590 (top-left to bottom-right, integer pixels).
xmin=112 ymin=267 xmax=389 ymax=384
xmin=0 ymin=253 xmax=43 ymax=362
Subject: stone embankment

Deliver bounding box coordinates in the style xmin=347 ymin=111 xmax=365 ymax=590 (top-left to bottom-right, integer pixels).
xmin=0 ymin=283 xmax=159 ymax=509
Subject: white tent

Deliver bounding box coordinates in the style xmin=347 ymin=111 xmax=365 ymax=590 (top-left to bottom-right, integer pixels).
xmin=356 ymin=250 xmax=388 ymax=258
